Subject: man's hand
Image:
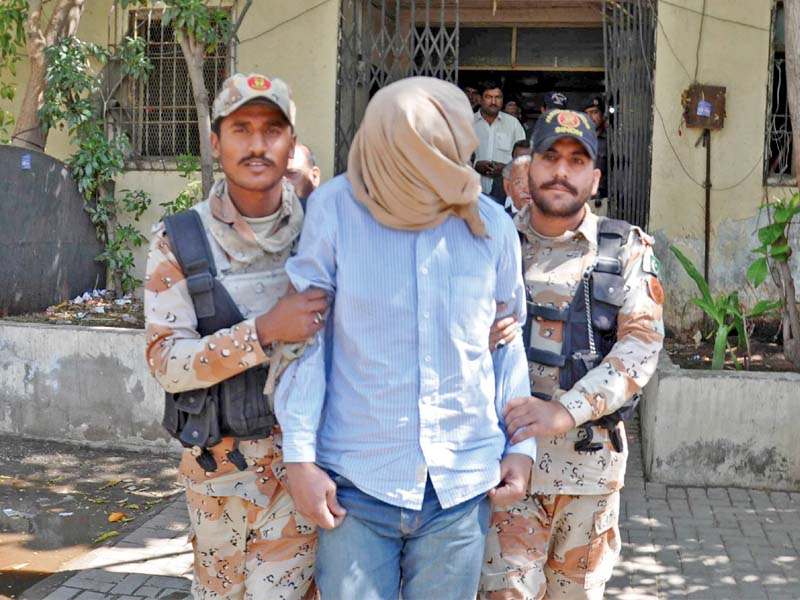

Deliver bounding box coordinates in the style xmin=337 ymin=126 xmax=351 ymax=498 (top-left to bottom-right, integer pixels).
xmin=474 ymin=160 xmax=494 ymax=176
xmin=284 ymin=462 xmax=347 ymax=530
xmin=489 ymin=303 xmax=519 ymax=351
xmin=503 ymin=396 xmax=576 ymax=443
xmin=488 ymin=161 xmax=505 ymax=177
xmin=255 ymin=288 xmax=329 ymax=346
xmin=488 ymin=453 xmax=532 ymax=506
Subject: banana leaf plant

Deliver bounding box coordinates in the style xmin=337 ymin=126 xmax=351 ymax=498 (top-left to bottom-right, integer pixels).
xmin=671 ymin=246 xmax=780 ymax=369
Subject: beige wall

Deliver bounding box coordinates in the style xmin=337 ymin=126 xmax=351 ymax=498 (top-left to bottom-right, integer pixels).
xmin=235 ymin=0 xmax=339 ymax=181
xmin=1 ymin=1 xmax=340 ymax=288
xmin=649 ymin=0 xmax=785 ymax=332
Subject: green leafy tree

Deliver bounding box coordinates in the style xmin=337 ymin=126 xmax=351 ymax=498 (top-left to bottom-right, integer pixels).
xmin=747 ymin=194 xmax=800 ymax=369
xmin=1 ymin=0 xmax=90 ymax=151
xmin=0 ymin=0 xmax=26 ymax=142
xmin=40 ymin=35 xmax=153 ymax=295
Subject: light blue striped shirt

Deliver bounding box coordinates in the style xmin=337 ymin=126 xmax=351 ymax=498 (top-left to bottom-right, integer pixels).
xmin=275 ymin=175 xmax=535 ymax=510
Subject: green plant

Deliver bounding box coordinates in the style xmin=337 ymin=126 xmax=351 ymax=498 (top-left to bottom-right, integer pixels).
xmin=40 ymin=35 xmax=152 ymax=295
xmin=747 ymin=193 xmax=800 ymax=368
xmin=161 ymin=154 xmax=203 ymax=216
xmin=671 ymin=245 xmax=779 ymax=369
xmin=0 ymin=0 xmax=26 ymax=142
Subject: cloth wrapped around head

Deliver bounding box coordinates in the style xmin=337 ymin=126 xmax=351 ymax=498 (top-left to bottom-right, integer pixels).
xmin=347 ymin=76 xmax=487 ymax=238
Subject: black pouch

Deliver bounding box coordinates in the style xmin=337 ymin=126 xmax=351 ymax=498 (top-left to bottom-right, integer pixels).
xmin=590 ymin=272 xmax=624 ymax=332
xmin=177 ymin=388 xmax=222 ymax=448
xmin=219 ymin=367 xmax=275 ymax=438
xmin=162 ymin=392 xmax=181 ymax=438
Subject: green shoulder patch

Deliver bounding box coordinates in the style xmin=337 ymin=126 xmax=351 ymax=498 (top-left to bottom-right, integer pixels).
xmin=643 ymin=250 xmax=661 ymax=278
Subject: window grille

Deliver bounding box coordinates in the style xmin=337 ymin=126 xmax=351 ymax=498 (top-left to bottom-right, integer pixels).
xmin=121 ymin=9 xmax=230 ymax=164
xmin=766 ymin=2 xmax=792 ymax=184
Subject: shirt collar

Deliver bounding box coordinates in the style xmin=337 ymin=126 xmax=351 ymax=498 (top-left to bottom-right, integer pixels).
xmin=504 ymin=195 xmax=519 ymax=215
xmin=475 ymin=110 xmax=505 ymax=125
xmin=516 ymin=203 xmax=597 ymax=246
xmin=208 ymin=177 xmax=301 ymax=250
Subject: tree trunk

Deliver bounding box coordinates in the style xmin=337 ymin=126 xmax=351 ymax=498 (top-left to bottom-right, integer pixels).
xmin=178 ymin=32 xmax=214 ymax=198
xmin=12 ymin=50 xmax=47 ymax=150
xmin=781 ymin=0 xmax=800 ymax=369
xmin=11 ymin=0 xmax=87 ymax=151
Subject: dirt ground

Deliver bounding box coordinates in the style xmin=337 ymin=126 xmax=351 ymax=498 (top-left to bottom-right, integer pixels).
xmin=665 ymin=336 xmax=797 ymax=371
xmin=0 ymin=435 xmax=181 ymax=599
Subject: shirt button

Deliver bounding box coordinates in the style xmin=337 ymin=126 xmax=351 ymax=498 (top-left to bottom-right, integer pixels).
xmin=423 ymin=311 xmax=430 ymax=319
xmin=420 ymin=267 xmax=429 ymax=275
xmin=424 ymin=355 xmax=432 ymax=363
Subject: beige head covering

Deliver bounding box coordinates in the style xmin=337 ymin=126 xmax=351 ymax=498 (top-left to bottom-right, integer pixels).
xmin=347 ymin=77 xmax=487 ymax=237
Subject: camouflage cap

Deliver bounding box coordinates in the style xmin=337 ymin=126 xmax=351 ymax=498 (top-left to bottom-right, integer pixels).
xmin=212 ymin=73 xmax=296 ymax=127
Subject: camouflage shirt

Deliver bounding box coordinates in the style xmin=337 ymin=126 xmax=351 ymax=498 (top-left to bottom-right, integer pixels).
xmin=144 ymin=178 xmax=303 ymax=505
xmin=516 ymin=205 xmax=664 ymax=496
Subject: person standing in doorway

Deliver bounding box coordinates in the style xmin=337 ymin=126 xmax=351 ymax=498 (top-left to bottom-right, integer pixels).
xmin=584 ymin=95 xmax=609 ymax=209
xmin=473 ymin=80 xmax=527 ymax=203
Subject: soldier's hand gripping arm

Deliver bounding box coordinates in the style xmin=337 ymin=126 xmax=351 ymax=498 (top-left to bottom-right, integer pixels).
xmin=144 ymin=225 xmax=327 ymax=394
xmin=504 ymin=231 xmax=665 ymax=442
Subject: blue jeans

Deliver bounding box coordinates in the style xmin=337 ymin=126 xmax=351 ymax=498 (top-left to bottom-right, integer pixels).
xmin=315 ymin=472 xmax=490 ymax=600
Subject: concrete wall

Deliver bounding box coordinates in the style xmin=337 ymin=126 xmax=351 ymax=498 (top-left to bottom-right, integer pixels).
xmin=641 ymin=354 xmax=800 ymax=491
xmin=649 ymin=0 xmax=799 ymax=333
xmin=0 ymin=321 xmax=178 ymax=452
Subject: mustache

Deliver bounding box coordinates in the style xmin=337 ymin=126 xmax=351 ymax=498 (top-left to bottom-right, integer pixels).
xmin=540 ymin=179 xmax=578 ymax=195
xmin=239 ymin=155 xmax=275 ymax=166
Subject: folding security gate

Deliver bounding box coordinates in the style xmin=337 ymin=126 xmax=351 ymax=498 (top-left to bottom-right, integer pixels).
xmin=334 ymin=0 xmax=658 ymax=229
xmin=603 ymin=0 xmax=657 ymax=229
xmin=334 ymin=0 xmax=460 ymax=173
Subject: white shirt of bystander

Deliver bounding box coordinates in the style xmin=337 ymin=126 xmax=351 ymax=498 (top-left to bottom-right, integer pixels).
xmin=473 ymin=111 xmax=526 ymax=194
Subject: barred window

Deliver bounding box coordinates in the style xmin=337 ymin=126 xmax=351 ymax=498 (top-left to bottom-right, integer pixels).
xmin=767 ymin=2 xmax=792 ymax=184
xmin=123 ymin=9 xmax=230 ymax=163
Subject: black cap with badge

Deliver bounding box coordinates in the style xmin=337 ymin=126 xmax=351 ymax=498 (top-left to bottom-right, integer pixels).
xmin=532 ymin=109 xmax=598 ymax=162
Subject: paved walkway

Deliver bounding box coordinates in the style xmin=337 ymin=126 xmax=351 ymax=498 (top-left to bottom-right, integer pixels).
xmin=22 ymin=418 xmax=800 ymax=600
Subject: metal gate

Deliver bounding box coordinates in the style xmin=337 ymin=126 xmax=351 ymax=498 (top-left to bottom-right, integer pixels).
xmin=603 ymin=0 xmax=657 ymax=228
xmin=334 ymin=0 xmax=460 ymax=173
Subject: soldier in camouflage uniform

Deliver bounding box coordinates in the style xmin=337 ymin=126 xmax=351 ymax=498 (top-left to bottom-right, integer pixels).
xmin=145 ymin=73 xmax=327 ymax=600
xmin=480 ymin=110 xmax=664 ymax=599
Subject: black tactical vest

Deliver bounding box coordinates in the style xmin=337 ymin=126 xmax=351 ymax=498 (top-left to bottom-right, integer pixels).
xmin=523 ymin=217 xmax=638 ymax=453
xmin=160 ymin=210 xmax=277 ymax=472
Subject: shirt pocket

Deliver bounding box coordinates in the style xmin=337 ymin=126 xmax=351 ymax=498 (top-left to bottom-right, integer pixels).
xmin=449 ymin=274 xmax=494 ymax=349
xmin=496 ymin=132 xmax=512 ymax=153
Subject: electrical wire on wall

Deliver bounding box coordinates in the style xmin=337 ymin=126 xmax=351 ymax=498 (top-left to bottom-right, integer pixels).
xmin=645 ymin=3 xmax=767 ymax=194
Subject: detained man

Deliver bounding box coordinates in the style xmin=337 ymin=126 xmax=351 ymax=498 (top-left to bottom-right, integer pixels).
xmin=275 ymin=77 xmax=535 ymax=600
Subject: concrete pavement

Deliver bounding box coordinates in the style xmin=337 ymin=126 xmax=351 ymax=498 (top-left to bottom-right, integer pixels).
xmin=21 ymin=416 xmax=800 ymax=600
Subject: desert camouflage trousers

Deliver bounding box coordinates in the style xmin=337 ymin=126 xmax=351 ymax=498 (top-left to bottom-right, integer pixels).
xmin=479 ymin=491 xmax=621 ymax=600
xmin=186 ymin=484 xmax=318 ymax=599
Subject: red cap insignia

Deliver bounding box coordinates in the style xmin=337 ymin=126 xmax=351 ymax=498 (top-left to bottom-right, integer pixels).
xmin=247 ymin=76 xmax=271 ymax=91
xmin=557 ymin=112 xmax=581 ymax=128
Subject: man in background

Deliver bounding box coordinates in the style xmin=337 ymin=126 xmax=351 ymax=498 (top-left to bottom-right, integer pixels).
xmin=584 ymin=96 xmax=609 ymax=207
xmin=501 ymin=155 xmax=532 ymax=217
xmin=286 ymin=142 xmax=321 ymax=209
xmin=473 ymin=80 xmax=526 ymax=203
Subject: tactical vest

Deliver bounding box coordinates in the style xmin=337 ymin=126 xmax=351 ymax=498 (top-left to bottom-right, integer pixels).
xmin=522 ymin=217 xmax=639 ymax=454
xmin=160 ymin=210 xmax=277 ymax=473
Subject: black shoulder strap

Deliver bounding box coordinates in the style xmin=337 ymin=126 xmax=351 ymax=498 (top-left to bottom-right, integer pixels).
xmin=162 ymin=210 xmax=244 ymax=336
xmin=594 ymin=217 xmax=631 ymax=275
